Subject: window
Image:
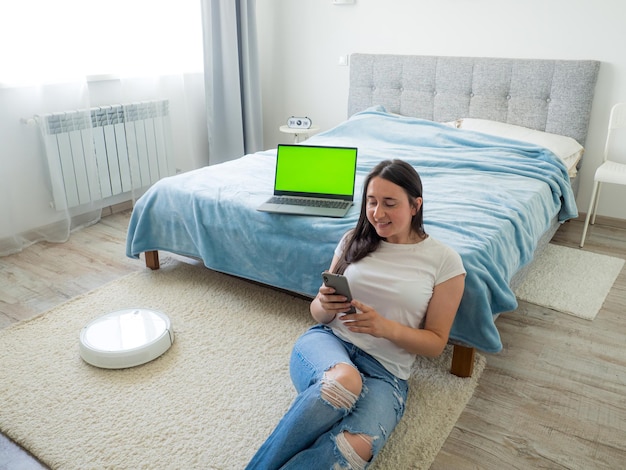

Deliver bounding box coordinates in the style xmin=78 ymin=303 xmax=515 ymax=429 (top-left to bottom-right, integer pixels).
xmin=0 ymin=0 xmax=203 ymax=86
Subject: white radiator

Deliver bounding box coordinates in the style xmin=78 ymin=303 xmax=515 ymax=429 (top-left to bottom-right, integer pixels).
xmin=40 ymin=100 xmax=172 ymax=211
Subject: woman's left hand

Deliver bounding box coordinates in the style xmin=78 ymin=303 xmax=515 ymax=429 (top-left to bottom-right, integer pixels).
xmin=339 ymin=300 xmax=391 ymax=338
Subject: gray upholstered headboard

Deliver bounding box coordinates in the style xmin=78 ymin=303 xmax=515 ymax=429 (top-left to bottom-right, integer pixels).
xmin=348 ymin=54 xmax=600 ymax=146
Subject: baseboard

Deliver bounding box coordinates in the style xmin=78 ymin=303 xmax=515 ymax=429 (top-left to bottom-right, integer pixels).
xmin=1 ymin=205 xmax=129 ymax=256
xmin=573 ymin=213 xmax=626 ymax=230
xmin=101 ymin=201 xmax=134 ymax=217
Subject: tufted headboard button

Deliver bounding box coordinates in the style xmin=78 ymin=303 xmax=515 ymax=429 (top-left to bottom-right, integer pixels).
xmin=506 ymin=94 xmax=512 ymax=100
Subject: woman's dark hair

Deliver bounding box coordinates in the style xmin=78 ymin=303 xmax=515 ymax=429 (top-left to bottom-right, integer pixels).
xmin=334 ymin=159 xmax=426 ymax=274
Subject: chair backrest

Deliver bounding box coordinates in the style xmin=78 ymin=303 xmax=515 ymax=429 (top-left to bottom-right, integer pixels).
xmin=604 ymin=102 xmax=626 ymax=164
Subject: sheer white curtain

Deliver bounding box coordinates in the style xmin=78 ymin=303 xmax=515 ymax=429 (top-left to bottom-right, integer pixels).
xmin=201 ymin=0 xmax=263 ymax=164
xmin=0 ymin=1 xmax=207 ymax=256
xmin=0 ymin=80 xmax=95 ymax=255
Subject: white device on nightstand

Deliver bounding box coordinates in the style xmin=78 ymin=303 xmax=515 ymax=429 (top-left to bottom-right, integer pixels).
xmin=280 ymin=117 xmax=319 ymax=143
xmin=287 ymin=116 xmax=312 ymax=129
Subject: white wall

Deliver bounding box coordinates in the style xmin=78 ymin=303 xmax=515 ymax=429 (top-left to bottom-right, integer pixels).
xmin=256 ymin=0 xmax=626 ymax=221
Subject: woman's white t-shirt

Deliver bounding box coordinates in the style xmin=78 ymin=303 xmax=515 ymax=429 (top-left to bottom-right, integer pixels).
xmin=329 ymin=234 xmax=466 ymax=380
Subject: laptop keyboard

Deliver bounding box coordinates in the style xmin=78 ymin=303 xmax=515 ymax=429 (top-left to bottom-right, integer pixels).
xmin=268 ymin=196 xmax=351 ymax=209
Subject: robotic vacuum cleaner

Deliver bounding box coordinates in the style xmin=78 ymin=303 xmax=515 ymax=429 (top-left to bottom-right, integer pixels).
xmin=79 ymin=308 xmax=174 ymax=369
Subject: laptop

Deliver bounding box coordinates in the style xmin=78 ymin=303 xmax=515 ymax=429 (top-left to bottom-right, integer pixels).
xmin=257 ymin=144 xmax=358 ymax=217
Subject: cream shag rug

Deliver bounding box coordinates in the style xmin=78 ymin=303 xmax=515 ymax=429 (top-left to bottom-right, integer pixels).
xmin=515 ymin=244 xmax=624 ymax=320
xmin=0 ymin=261 xmax=484 ymax=470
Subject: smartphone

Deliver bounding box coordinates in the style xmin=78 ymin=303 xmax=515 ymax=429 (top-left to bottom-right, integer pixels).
xmin=321 ymin=272 xmax=356 ymax=314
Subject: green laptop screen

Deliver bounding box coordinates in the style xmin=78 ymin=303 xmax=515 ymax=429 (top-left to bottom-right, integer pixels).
xmin=274 ymin=145 xmax=358 ymax=198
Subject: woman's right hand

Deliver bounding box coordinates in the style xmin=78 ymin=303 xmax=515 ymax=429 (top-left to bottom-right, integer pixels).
xmin=310 ymin=285 xmax=355 ymax=324
xmin=318 ymin=285 xmax=355 ymax=314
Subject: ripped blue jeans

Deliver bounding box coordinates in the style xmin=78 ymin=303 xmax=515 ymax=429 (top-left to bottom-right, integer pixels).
xmin=245 ymin=324 xmax=408 ymax=470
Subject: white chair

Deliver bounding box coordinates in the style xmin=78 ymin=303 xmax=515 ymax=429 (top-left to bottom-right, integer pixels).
xmin=580 ymin=102 xmax=626 ymax=247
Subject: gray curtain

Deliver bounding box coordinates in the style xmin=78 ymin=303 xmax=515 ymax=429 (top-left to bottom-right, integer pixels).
xmin=201 ymin=0 xmax=263 ymax=164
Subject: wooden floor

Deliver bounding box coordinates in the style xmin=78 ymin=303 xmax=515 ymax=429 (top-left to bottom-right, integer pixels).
xmin=1 ymin=211 xmax=625 ymax=469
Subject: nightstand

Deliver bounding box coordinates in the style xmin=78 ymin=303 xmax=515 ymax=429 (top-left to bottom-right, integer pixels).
xmin=279 ymin=125 xmax=320 ymax=143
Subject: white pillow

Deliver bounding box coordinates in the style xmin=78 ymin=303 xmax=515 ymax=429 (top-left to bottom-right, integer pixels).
xmin=456 ymin=118 xmax=584 ymax=178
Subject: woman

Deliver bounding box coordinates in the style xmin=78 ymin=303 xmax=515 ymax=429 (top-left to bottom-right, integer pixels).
xmin=246 ymin=159 xmax=466 ymax=469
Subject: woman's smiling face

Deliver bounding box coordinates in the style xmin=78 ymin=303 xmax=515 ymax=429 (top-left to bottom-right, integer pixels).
xmin=365 ymin=176 xmax=422 ymax=244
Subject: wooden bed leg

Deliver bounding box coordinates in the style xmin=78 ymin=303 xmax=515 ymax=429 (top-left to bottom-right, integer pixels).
xmin=144 ymin=250 xmax=160 ymax=270
xmin=450 ymin=344 xmax=475 ymax=378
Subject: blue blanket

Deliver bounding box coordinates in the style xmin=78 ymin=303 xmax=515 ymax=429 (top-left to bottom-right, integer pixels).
xmin=126 ymin=107 xmax=577 ymax=352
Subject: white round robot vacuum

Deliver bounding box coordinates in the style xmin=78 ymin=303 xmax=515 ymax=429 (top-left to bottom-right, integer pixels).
xmin=79 ymin=308 xmax=174 ymax=369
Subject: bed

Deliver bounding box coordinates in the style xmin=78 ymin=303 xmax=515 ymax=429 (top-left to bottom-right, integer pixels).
xmin=126 ymin=54 xmax=600 ymax=377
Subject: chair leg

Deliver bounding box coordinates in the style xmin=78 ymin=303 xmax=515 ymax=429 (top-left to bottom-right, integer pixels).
xmin=591 ymin=182 xmax=603 ymax=226
xmin=580 ymin=181 xmax=600 ymax=248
